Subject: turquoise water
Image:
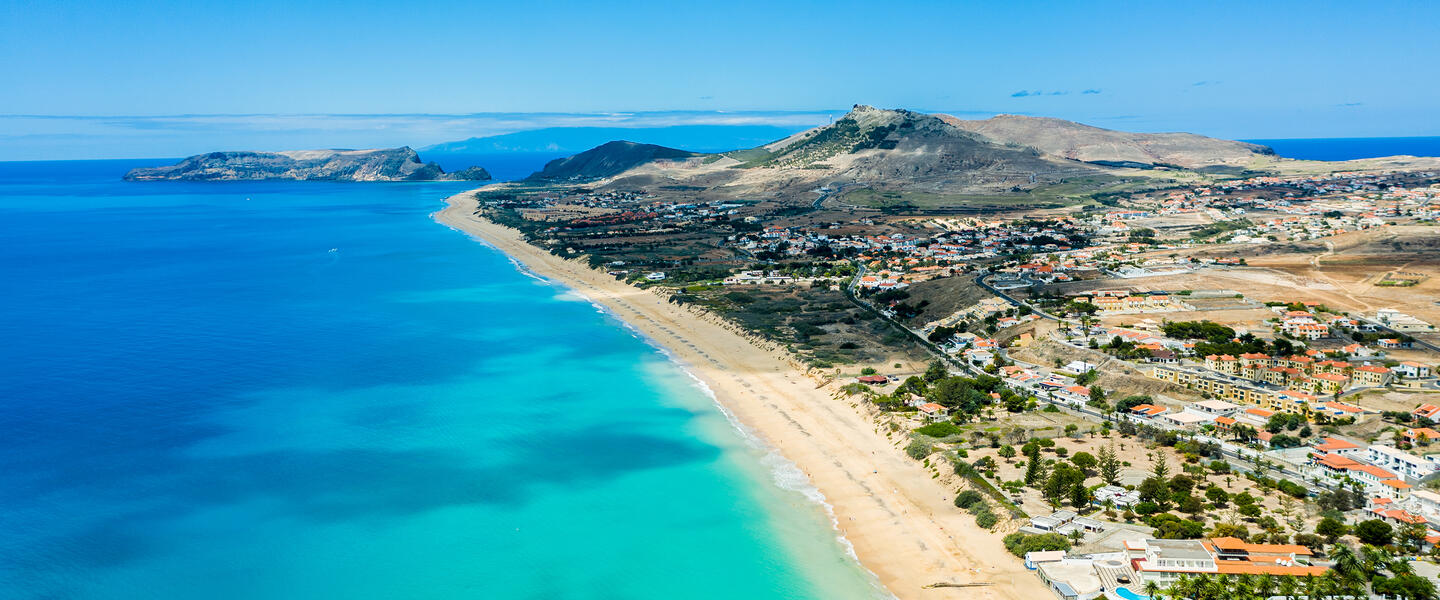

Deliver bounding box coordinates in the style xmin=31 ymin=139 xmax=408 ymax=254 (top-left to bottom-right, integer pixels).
xmin=0 ymin=160 xmax=885 ymax=600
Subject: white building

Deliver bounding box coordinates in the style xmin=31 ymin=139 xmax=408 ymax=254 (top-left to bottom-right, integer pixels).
xmin=1395 ymin=361 xmax=1433 ymax=379
xmin=1367 ymin=445 xmax=1439 ymax=481
xmin=1189 ymin=399 xmax=1239 ymax=416
xmin=1161 ymin=411 xmax=1213 ymax=430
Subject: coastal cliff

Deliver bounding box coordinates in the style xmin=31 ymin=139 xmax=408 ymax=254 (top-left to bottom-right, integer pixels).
xmin=123 ymin=147 xmax=491 ymax=182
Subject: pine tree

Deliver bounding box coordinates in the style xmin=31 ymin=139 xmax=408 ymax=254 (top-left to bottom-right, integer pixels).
xmin=1025 ymin=454 xmax=1047 ymax=487
xmin=1098 ymin=443 xmax=1121 ymax=485
xmin=1151 ymin=450 xmax=1170 ymax=481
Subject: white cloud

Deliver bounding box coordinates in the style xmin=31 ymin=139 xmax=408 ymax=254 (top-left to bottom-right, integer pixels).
xmin=0 ymin=111 xmax=839 ymax=160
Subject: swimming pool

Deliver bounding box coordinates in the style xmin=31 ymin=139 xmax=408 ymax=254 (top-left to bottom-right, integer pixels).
xmin=1113 ymin=586 xmax=1150 ymax=600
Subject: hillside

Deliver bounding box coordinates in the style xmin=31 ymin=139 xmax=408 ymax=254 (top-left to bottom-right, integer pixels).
xmin=525 ymin=141 xmax=698 ymax=181
xmin=123 ymin=147 xmax=490 ymax=182
xmin=489 ymin=105 xmax=1435 ymax=211
xmin=944 ymin=114 xmax=1275 ymax=168
xmin=574 ymin=105 xmax=1130 ymax=205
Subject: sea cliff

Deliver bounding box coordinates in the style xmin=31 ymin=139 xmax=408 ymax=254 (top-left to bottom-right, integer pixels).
xmin=123 ymin=147 xmax=490 ymax=182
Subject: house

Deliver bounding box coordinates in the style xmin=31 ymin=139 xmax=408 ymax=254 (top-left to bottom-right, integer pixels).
xmin=1409 ymin=489 xmax=1440 ymax=521
xmin=1062 ymin=360 xmax=1099 ymax=374
xmin=1094 ymin=484 xmax=1141 ymax=508
xmin=964 ymin=348 xmax=994 ymax=366
xmin=644 ymin=272 xmax=667 ymax=281
xmin=1370 ymin=507 xmax=1427 ymax=527
xmin=1403 ymin=428 xmax=1440 ymax=446
xmin=917 ymin=402 xmax=949 ymax=421
xmin=1025 ymin=549 xmax=1066 ymax=570
xmin=1288 ymin=323 xmax=1329 ymax=340
xmin=1378 ymin=338 xmax=1408 ymax=349
xmin=856 ymin=375 xmax=889 ymax=385
xmin=1414 ymin=404 xmax=1440 ymax=421
xmin=1395 ymin=362 xmax=1432 ymax=379
xmin=1351 ymin=364 xmax=1392 ymax=387
xmin=1234 ymin=407 xmax=1274 ymax=430
xmin=1312 ymin=437 xmax=1365 ymax=458
xmin=1318 ymin=401 xmax=1372 ymax=422
xmin=1148 ymin=349 xmax=1179 ymax=364
xmin=1190 ymin=399 xmax=1239 ymax=416
xmin=1161 ymin=411 xmax=1213 ymax=430
xmin=1030 ymin=510 xmax=1078 ymax=532
xmin=1028 ymin=510 xmax=1106 ymax=536
xmin=1312 ymin=452 xmax=1364 ymax=478
xmin=1205 ymin=354 xmax=1240 ymax=375
xmin=1309 ymin=372 xmax=1350 ymax=394
xmin=1239 ymin=352 xmax=1273 ymax=368
xmin=1057 ymin=385 xmax=1092 ymax=405
xmin=1129 ymin=404 xmax=1169 ymax=421
xmin=1342 ymin=343 xmax=1377 ymax=358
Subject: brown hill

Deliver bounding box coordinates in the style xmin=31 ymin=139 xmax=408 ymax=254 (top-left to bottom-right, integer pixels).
xmin=526 ymin=141 xmax=697 ymax=181
xmin=942 ymin=114 xmax=1274 ymax=169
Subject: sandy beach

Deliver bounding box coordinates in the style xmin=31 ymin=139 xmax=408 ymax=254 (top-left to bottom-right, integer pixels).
xmin=436 ymin=191 xmax=1050 ymax=600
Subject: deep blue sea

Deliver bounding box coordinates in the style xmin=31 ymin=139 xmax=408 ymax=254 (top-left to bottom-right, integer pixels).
xmin=1244 ymin=136 xmax=1440 ymax=161
xmin=0 ymin=160 xmax=884 ymax=600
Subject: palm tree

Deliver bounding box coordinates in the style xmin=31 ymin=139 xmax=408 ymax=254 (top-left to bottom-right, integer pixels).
xmin=1236 ymin=574 xmax=1259 ymax=600
xmin=1388 ymin=557 xmax=1413 ymax=576
xmin=1168 ymin=575 xmax=1192 ymax=600
xmin=1255 ymin=575 xmax=1278 ymax=600
xmin=1144 ymin=580 xmax=1162 ymax=600
xmin=1361 ymin=545 xmax=1393 ymax=577
xmin=1328 ymin=544 xmax=1363 ymax=586
xmin=1299 ymin=573 xmax=1321 ymax=600
xmin=1278 ymin=575 xmax=1299 ymax=600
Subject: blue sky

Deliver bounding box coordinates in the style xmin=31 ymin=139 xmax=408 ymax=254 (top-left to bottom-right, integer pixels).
xmin=3 ymin=0 xmax=1438 ymax=159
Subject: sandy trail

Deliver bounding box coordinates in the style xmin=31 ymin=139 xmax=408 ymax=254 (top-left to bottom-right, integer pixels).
xmin=435 ymin=191 xmax=1048 ymax=600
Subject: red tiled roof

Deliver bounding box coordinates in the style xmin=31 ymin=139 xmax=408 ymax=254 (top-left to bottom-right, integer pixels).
xmin=1314 ymin=437 xmax=1359 ymax=451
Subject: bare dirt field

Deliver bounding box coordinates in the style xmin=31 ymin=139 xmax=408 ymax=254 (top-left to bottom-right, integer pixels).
xmin=1100 ymin=307 xmax=1277 ymax=333
xmin=1345 ymin=388 xmax=1440 ymax=415
xmin=1125 ymin=226 xmax=1440 ymax=324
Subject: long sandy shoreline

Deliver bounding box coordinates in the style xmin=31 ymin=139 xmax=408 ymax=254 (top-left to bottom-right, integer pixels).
xmin=435 ymin=191 xmax=1049 ymax=600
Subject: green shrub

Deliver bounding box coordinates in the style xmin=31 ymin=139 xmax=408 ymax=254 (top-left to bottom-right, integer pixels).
xmin=975 ymin=511 xmax=998 ymax=529
xmin=915 ymin=422 xmax=964 ymax=438
xmin=905 ymin=440 xmax=933 ymax=460
xmin=954 ymin=490 xmax=984 ymax=509
xmin=725 ymin=291 xmax=757 ymax=304
xmin=1002 ymin=532 xmax=1072 ymax=557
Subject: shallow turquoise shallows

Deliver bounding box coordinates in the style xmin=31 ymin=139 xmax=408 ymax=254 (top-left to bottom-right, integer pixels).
xmin=0 ymin=161 xmax=886 ymax=600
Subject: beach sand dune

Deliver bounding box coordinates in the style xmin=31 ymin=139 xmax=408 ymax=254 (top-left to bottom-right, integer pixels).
xmin=436 ymin=191 xmax=1048 ymax=600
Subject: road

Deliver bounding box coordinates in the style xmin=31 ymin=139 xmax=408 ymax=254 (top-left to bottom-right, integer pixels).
xmin=855 ymin=270 xmax=1337 ymax=497
xmin=974 ymin=273 xmax=1059 ymax=320
xmin=1352 ymin=316 xmax=1440 ymax=353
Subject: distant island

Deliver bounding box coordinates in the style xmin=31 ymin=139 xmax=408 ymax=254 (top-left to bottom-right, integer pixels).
xmin=123 ymin=147 xmax=490 ymax=182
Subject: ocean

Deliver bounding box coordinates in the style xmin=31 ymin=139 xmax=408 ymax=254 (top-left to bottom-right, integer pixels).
xmin=1243 ymin=136 xmax=1440 ymax=161
xmin=0 ymin=160 xmax=886 ymax=600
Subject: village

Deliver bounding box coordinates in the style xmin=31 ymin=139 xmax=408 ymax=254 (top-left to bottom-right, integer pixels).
xmin=475 ymin=158 xmax=1440 ymax=600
